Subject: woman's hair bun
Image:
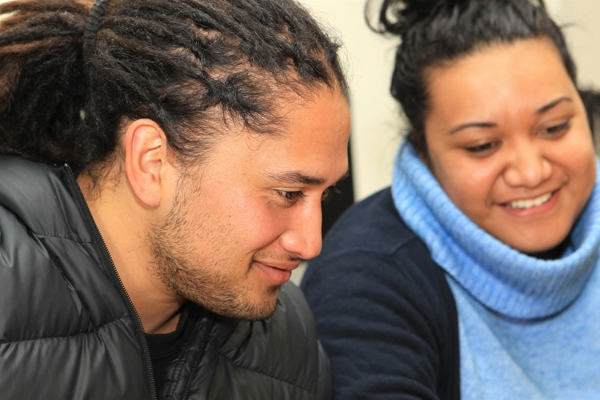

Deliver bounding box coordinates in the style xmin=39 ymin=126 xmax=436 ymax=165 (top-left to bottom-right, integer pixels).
xmin=402 ymin=0 xmax=448 ymax=9
xmin=370 ymin=0 xmax=466 ymax=36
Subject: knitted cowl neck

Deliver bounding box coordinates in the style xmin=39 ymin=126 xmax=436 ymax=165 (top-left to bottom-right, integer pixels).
xmin=391 ymin=140 xmax=600 ymax=319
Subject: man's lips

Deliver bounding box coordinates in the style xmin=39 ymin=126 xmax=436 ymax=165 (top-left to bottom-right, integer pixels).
xmin=253 ymin=261 xmax=300 ymax=286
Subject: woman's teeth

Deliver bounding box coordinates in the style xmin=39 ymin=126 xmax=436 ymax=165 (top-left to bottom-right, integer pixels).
xmin=506 ymin=192 xmax=552 ymax=210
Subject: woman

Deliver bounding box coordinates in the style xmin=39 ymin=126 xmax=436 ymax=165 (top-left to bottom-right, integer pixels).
xmin=301 ymin=0 xmax=600 ymax=398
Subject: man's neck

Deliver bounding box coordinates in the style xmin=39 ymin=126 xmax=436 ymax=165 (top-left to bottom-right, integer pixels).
xmin=77 ymin=172 xmax=185 ymax=334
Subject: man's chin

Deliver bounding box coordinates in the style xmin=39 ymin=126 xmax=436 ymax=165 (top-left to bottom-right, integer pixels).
xmin=240 ymin=307 xmax=277 ymax=322
xmin=239 ymin=294 xmax=280 ymax=321
xmin=218 ymin=303 xmax=278 ymax=321
xmin=203 ymin=287 xmax=281 ymax=321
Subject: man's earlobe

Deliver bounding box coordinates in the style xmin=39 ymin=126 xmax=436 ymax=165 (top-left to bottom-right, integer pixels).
xmin=124 ymin=119 xmax=168 ymax=208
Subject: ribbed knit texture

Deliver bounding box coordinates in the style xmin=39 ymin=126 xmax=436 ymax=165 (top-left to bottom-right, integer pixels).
xmin=392 ymin=141 xmax=600 ymax=399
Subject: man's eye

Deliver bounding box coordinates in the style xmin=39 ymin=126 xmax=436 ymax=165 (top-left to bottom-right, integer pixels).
xmin=277 ymin=190 xmax=305 ymax=204
xmin=321 ymin=186 xmax=341 ymax=204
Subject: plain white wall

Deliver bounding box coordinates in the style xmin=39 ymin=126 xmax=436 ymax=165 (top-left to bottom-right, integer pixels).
xmin=555 ymin=1 xmax=600 ymax=89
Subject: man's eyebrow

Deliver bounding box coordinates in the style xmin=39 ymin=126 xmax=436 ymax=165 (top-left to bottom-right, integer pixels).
xmin=268 ymin=171 xmax=326 ymax=185
xmin=450 ymin=122 xmax=497 ymax=135
xmin=536 ymin=96 xmax=572 ymax=114
xmin=267 ymin=170 xmax=350 ymax=186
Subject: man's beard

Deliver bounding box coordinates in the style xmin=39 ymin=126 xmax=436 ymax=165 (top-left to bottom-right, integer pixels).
xmin=146 ymin=181 xmax=279 ymax=320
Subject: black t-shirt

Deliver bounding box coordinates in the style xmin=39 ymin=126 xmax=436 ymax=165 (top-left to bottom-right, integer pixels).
xmin=146 ymin=302 xmax=195 ymax=396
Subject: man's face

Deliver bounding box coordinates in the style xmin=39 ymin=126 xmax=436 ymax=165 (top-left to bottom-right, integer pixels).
xmin=149 ymin=88 xmax=350 ymax=319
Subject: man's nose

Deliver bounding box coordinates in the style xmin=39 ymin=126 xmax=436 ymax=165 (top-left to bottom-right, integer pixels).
xmin=279 ymin=202 xmax=323 ymax=261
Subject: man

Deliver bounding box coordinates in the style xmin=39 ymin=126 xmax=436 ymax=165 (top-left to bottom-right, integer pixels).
xmin=0 ymin=0 xmax=350 ymax=398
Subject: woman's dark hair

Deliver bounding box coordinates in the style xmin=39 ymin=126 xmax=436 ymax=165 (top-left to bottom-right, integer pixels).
xmin=367 ymin=0 xmax=576 ymax=154
xmin=0 ymin=0 xmax=347 ymax=178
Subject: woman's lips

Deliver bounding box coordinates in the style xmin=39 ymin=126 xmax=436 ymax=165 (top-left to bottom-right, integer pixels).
xmin=505 ymin=192 xmax=553 ymax=209
xmin=501 ymin=189 xmax=559 ymax=217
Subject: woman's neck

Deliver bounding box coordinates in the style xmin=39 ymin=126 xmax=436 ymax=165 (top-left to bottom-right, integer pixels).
xmin=528 ymin=237 xmax=571 ymax=260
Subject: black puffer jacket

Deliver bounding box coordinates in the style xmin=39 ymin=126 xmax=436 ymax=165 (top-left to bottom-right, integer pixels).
xmin=0 ymin=155 xmax=331 ymax=400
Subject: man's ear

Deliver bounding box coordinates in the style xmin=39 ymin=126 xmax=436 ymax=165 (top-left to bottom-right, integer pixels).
xmin=124 ymin=119 xmax=169 ymax=208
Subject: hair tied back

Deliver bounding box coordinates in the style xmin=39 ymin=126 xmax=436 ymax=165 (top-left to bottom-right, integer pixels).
xmin=370 ymin=0 xmax=465 ymax=37
xmin=83 ymin=0 xmax=111 ymax=64
xmin=401 ymin=0 xmax=466 ymax=19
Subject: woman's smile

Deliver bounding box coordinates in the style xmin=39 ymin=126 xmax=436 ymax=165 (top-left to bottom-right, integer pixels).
xmin=500 ymin=189 xmax=560 ymax=219
xmin=504 ymin=191 xmax=553 ymax=210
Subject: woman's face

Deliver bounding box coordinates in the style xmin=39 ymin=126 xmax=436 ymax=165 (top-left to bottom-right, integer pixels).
xmin=423 ymin=38 xmax=596 ymax=253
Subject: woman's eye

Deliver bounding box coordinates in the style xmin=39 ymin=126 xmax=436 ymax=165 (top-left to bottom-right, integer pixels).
xmin=542 ymin=121 xmax=570 ymax=136
xmin=465 ymin=142 xmax=498 ymax=153
xmin=277 ymin=190 xmax=305 ymax=205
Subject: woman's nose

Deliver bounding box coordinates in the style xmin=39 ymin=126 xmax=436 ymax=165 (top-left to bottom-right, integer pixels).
xmin=503 ymin=142 xmax=552 ymax=188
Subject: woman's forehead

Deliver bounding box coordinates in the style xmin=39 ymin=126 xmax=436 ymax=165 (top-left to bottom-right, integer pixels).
xmin=424 ymin=38 xmax=576 ymax=126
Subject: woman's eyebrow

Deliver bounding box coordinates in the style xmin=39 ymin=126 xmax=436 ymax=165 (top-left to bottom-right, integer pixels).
xmin=448 ymin=97 xmax=574 ymax=135
xmin=450 ymin=122 xmax=497 ymax=135
xmin=536 ymin=96 xmax=572 ymax=114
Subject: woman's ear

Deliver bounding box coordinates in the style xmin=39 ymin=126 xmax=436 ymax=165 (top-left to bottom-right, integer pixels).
xmin=123 ymin=119 xmax=169 ymax=208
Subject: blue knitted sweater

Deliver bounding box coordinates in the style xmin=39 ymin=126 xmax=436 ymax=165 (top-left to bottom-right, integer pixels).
xmin=392 ymin=141 xmax=600 ymax=399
